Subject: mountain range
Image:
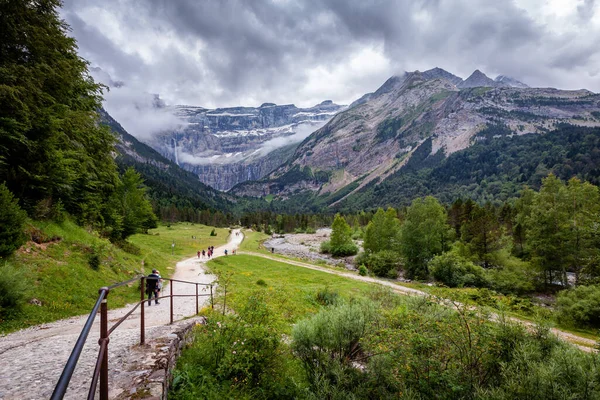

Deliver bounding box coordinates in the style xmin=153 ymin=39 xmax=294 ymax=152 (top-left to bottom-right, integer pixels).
xmin=230 ymin=68 xmax=600 ymax=209
xmin=151 ymin=101 xmax=345 ymax=191
xmin=102 ymin=66 xmax=600 ymax=213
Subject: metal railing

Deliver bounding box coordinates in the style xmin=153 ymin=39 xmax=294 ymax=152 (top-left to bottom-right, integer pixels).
xmin=50 ymin=275 xmax=214 ymax=400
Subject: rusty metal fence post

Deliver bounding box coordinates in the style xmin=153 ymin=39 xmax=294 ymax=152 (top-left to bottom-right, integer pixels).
xmin=210 ymin=284 xmax=214 ymax=309
xmin=170 ymin=280 xmax=174 ymax=324
xmin=140 ymin=277 xmax=145 ymax=344
xmin=195 ymin=283 xmax=199 ymax=315
xmin=99 ymin=287 xmax=109 ymax=400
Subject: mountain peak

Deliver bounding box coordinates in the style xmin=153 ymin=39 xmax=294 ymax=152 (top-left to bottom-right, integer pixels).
xmin=458 ymin=69 xmax=499 ymax=88
xmin=422 ymin=67 xmax=463 ymax=86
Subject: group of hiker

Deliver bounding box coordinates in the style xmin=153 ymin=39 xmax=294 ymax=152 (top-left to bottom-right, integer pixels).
xmin=197 ymin=246 xmax=216 ymax=259
xmin=147 ymin=234 xmax=241 ymax=305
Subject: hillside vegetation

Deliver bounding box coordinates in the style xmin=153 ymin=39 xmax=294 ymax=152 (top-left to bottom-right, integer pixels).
xmin=0 ymin=222 xmax=228 ymax=333
xmin=171 ymin=254 xmax=600 ymax=399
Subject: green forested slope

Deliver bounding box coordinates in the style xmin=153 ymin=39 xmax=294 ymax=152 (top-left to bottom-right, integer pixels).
xmin=99 ymin=109 xmax=235 ymax=222
xmin=333 ymin=125 xmax=600 ymax=211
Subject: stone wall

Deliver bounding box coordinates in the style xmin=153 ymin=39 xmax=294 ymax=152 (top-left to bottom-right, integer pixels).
xmin=112 ymin=316 xmax=205 ymax=400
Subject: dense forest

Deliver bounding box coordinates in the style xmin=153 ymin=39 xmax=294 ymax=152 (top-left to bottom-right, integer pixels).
xmin=0 ymin=1 xmax=157 ymax=249
xmin=337 ymin=124 xmax=600 ymax=211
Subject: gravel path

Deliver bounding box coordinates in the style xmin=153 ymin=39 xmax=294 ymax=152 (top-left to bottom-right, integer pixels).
xmin=0 ymin=231 xmax=243 ymax=400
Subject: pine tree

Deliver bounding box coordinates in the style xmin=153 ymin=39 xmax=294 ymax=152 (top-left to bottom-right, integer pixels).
xmin=0 ymin=0 xmax=119 ymax=225
xmin=0 ymin=184 xmax=27 ymax=257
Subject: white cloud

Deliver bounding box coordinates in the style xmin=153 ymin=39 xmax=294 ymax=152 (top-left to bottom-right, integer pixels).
xmin=61 ymin=0 xmax=600 ymax=114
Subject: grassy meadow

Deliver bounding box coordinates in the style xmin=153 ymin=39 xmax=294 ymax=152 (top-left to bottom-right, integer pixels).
xmin=0 ymin=221 xmax=229 ymax=333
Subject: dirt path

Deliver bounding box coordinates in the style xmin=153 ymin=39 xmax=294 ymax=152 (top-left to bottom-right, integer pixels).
xmin=239 ymin=250 xmax=598 ymax=352
xmin=0 ymin=231 xmax=243 ymax=400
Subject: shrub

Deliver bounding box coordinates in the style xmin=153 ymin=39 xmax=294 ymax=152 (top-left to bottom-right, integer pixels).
xmin=0 ymin=184 xmax=27 ymax=257
xmin=486 ymin=256 xmax=536 ymax=295
xmin=358 ymin=265 xmax=368 ymax=276
xmin=171 ymin=295 xmax=284 ymax=397
xmin=256 ymin=279 xmax=267 ymax=286
xmin=320 ymin=240 xmax=331 ymax=254
xmin=429 ymin=251 xmax=488 ymax=288
xmin=210 ymin=229 xmax=217 ymax=236
xmin=331 ymin=242 xmax=359 ymax=257
xmin=315 ymin=286 xmax=340 ymax=306
xmin=556 ymin=285 xmax=600 ymax=328
xmin=369 ymin=250 xmax=401 ymax=278
xmin=292 ymin=301 xmax=374 ymax=378
xmin=88 ymin=253 xmax=101 ymax=270
xmin=0 ymin=262 xmax=28 ymax=318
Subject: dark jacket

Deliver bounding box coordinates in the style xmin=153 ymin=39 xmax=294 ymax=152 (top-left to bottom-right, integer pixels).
xmin=146 ymin=273 xmax=160 ymax=291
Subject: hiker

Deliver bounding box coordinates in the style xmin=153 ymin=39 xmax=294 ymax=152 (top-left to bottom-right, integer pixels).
xmin=197 ymin=251 xmax=200 ymax=258
xmin=224 ymin=249 xmax=228 ymax=256
xmin=146 ymin=269 xmax=161 ymax=306
xmin=202 ymin=249 xmax=206 ymax=258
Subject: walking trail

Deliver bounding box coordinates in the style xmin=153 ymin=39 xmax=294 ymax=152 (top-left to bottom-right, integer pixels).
xmin=0 ymin=231 xmax=243 ymax=400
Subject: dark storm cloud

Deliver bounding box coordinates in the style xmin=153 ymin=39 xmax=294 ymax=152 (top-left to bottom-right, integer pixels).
xmin=61 ymin=0 xmax=600 ymax=111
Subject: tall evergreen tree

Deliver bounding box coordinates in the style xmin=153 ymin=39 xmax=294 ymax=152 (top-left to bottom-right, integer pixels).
xmin=0 ymin=0 xmax=118 ymax=225
xmin=0 ymin=183 xmax=27 ymax=257
xmin=527 ymin=175 xmax=570 ymax=286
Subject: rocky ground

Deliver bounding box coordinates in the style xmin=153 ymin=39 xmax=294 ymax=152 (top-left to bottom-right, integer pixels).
xmin=263 ymin=228 xmax=359 ymax=270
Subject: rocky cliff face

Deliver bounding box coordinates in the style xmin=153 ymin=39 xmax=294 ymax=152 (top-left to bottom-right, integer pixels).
xmin=231 ymin=68 xmax=600 ymax=203
xmin=150 ymin=100 xmax=345 ymax=191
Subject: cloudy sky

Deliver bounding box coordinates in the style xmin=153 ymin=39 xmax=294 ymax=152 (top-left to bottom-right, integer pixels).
xmin=60 ymin=0 xmax=600 ymax=110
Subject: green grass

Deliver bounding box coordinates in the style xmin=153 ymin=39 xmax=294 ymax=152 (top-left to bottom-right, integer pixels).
xmin=0 ymin=221 xmax=229 ymax=333
xmin=238 ymin=229 xmax=271 ymax=253
xmin=206 ymin=254 xmax=375 ymax=330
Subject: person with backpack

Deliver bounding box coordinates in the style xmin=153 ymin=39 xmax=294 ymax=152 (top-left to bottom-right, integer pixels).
xmin=146 ymin=269 xmax=160 ymax=306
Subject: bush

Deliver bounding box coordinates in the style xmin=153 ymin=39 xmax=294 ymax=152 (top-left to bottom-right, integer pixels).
xmin=315 ymin=286 xmax=340 ymax=306
xmin=368 ymin=250 xmax=401 ymax=278
xmin=320 ymin=240 xmax=331 ymax=254
xmin=556 ymin=285 xmax=600 ymax=328
xmin=358 ymin=265 xmax=368 ymax=276
xmin=429 ymin=251 xmax=488 ymax=288
xmin=486 ymin=256 xmax=536 ymax=295
xmin=88 ymin=253 xmax=101 ymax=270
xmin=331 ymin=242 xmax=359 ymax=257
xmin=292 ymin=301 xmax=374 ymax=380
xmin=171 ymin=295 xmax=285 ymax=397
xmin=0 ymin=184 xmax=27 ymax=257
xmin=210 ymin=229 xmax=217 ymax=236
xmin=0 ymin=262 xmax=28 ymax=318
xmin=256 ymin=279 xmax=267 ymax=286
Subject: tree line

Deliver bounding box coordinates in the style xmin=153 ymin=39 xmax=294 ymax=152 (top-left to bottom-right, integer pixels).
xmin=325 ymin=174 xmax=600 ymax=328
xmin=0 ymin=0 xmax=157 ymax=258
